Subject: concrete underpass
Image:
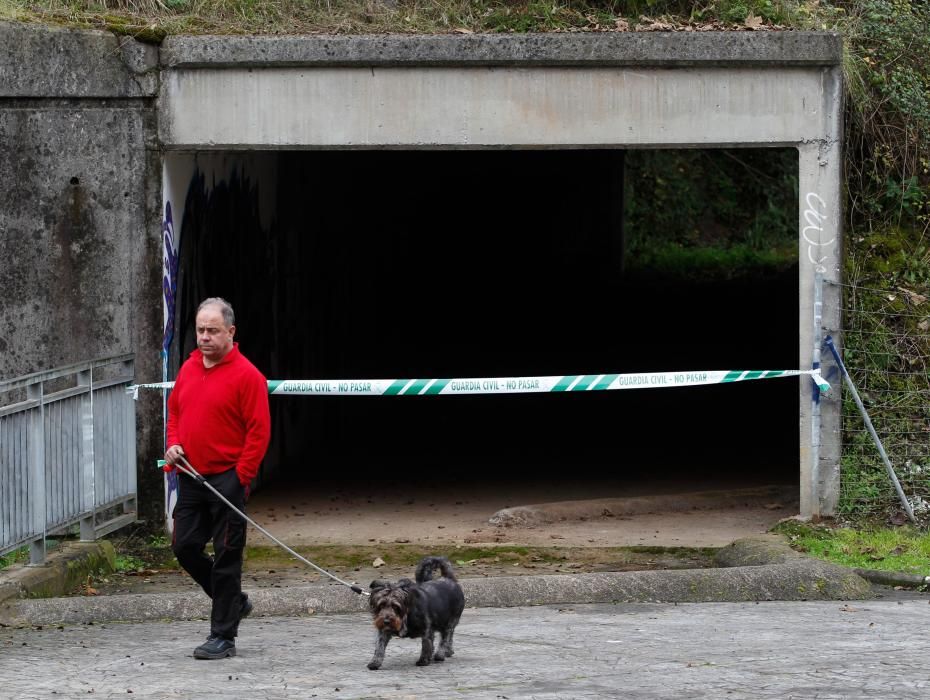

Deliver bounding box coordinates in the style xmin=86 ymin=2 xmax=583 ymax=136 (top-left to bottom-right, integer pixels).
xmin=155 ymin=32 xmax=843 ymax=531
xmin=166 ymin=148 xmax=799 ymax=490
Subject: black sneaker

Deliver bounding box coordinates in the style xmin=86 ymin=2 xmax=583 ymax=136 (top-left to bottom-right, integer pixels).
xmin=193 ymin=635 xmax=236 ymax=660
xmin=239 ymin=594 xmax=253 ymax=621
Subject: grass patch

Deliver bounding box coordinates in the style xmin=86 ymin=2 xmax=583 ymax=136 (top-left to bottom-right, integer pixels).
xmin=242 ymin=543 xmax=718 ymax=572
xmin=105 ymin=537 xmax=715 ymax=575
xmin=774 ymin=520 xmax=930 ymax=576
xmin=243 ymin=543 xmax=543 ymax=569
xmin=114 ymin=553 xmax=150 ymax=572
xmin=0 ymin=0 xmax=825 ymax=38
xmin=0 ymin=546 xmax=29 ymax=570
xmin=0 ymin=539 xmax=65 ymax=569
xmin=105 ymin=529 xmax=180 ymax=570
xmin=624 ymin=242 xmax=796 ymax=281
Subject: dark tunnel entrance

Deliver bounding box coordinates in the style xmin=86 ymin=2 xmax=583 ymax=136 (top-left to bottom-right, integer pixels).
xmin=168 ymin=149 xmax=800 ymax=494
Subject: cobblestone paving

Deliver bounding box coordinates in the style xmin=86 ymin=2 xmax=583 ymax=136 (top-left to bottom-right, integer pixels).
xmin=1 ymin=600 xmax=927 ymax=699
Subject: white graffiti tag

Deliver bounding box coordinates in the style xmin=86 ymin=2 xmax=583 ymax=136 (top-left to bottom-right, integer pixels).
xmin=803 ymin=192 xmax=833 ymax=273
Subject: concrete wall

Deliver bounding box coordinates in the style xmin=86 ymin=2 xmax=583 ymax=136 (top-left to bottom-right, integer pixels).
xmin=0 ymin=22 xmax=165 ymax=522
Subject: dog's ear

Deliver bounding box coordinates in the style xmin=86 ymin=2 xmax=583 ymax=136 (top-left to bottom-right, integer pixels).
xmin=370 ymin=579 xmax=389 ymax=591
xmin=397 ymin=577 xmax=416 ymax=590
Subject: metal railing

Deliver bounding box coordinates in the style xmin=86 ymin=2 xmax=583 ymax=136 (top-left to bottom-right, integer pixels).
xmin=1 ymin=355 xmax=137 ymax=564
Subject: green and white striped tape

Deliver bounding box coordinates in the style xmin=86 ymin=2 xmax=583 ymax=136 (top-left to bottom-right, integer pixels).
xmin=129 ymin=369 xmax=828 ymax=399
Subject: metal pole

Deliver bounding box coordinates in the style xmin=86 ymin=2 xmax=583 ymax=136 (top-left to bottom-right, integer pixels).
xmin=811 ymin=272 xmax=824 ymax=518
xmin=26 ymin=382 xmax=46 ymax=565
xmin=78 ymin=368 xmax=96 ymax=541
xmin=823 ymin=336 xmax=916 ymax=524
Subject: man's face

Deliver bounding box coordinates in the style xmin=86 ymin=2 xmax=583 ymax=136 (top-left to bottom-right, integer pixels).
xmin=195 ymin=305 xmax=235 ymax=363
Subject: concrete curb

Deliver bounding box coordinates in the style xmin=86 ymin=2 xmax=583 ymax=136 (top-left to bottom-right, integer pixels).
xmin=0 ymin=535 xmax=873 ymax=627
xmin=0 ymin=542 xmax=115 ymax=611
xmin=713 ymin=532 xmax=809 ymax=566
xmin=852 ymin=568 xmax=930 ymax=588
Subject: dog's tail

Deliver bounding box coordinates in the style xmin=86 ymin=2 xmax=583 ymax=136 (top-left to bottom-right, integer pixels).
xmin=415 ymin=556 xmax=457 ymax=583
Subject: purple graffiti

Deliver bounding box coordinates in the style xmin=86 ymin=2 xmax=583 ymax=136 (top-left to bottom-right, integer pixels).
xmin=162 ymin=201 xmax=179 ymax=354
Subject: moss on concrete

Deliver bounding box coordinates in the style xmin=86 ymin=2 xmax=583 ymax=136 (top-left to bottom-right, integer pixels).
xmin=0 ymin=541 xmax=115 ymax=607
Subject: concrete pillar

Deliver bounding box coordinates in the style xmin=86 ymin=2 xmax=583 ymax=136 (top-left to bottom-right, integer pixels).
xmin=797 ymin=65 xmax=844 ymax=517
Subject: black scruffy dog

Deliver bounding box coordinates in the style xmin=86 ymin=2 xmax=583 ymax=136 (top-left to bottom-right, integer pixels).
xmin=367 ymin=556 xmax=465 ymax=670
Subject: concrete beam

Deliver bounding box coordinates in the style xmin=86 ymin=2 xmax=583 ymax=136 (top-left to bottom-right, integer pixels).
xmin=160 ymin=65 xmax=835 ymax=149
xmin=161 ymin=31 xmax=842 ymax=69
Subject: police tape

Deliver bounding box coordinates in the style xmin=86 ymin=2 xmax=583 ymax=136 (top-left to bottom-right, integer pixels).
xmin=128 ymin=369 xmax=829 ymax=399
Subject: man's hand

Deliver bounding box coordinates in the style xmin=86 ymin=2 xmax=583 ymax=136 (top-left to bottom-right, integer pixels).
xmin=236 ymin=469 xmax=251 ymax=502
xmin=165 ymin=444 xmax=185 ymax=466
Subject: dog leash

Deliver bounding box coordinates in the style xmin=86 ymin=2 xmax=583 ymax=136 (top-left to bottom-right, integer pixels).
xmin=170 ymin=455 xmax=368 ymax=596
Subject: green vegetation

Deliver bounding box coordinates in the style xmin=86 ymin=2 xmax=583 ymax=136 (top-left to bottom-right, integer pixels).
xmin=241 ymin=543 xmax=716 ymax=570
xmin=114 ymin=553 xmax=149 ymax=571
xmin=623 ymin=148 xmax=799 ymax=280
xmin=776 ymin=520 xmax=930 ymax=576
xmin=0 ymin=539 xmax=64 ymax=569
xmin=102 ymin=531 xmax=179 ymax=571
xmin=0 ymin=545 xmax=29 ymax=570
xmin=148 ymin=534 xmax=170 ymax=549
xmin=244 ymin=543 xmax=573 ymax=568
xmin=0 ymin=0 xmax=800 ymax=38
xmin=0 ymin=0 xmax=882 ymax=40
xmin=838 ymin=0 xmax=930 ymax=519
xmin=840 ymin=234 xmax=930 ymax=520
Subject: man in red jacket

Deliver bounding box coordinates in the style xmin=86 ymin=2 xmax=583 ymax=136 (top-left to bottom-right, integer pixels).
xmin=164 ymin=297 xmax=271 ymax=660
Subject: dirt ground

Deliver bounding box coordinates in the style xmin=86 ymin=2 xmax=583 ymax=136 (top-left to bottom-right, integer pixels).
xmin=243 ymin=477 xmax=794 ymax=549
xmin=78 ymin=477 xmax=798 ymax=598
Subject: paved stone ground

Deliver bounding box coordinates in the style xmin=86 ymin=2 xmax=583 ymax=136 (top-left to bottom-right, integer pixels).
xmin=1 ymin=598 xmax=927 ymax=699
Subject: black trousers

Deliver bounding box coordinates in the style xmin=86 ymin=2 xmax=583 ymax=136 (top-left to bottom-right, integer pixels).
xmin=172 ymin=468 xmax=247 ymax=640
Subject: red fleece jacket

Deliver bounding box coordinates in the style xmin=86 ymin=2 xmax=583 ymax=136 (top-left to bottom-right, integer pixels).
xmin=166 ymin=344 xmax=271 ymax=486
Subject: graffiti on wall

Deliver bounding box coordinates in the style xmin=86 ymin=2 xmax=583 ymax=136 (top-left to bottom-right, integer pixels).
xmin=803 ymin=192 xmax=832 ymax=274
xmin=803 ymin=191 xmax=837 ymax=406
xmin=162 ymin=201 xmax=179 ymax=355
xmin=161 ymin=201 xmax=180 ymax=529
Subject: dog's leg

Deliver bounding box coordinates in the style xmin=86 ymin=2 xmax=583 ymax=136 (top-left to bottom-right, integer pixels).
xmin=368 ymin=630 xmax=392 ymax=670
xmin=417 ymin=630 xmax=435 ymax=666
xmin=440 ymin=622 xmax=457 ymax=658
xmin=433 ymin=628 xmax=446 ymax=662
